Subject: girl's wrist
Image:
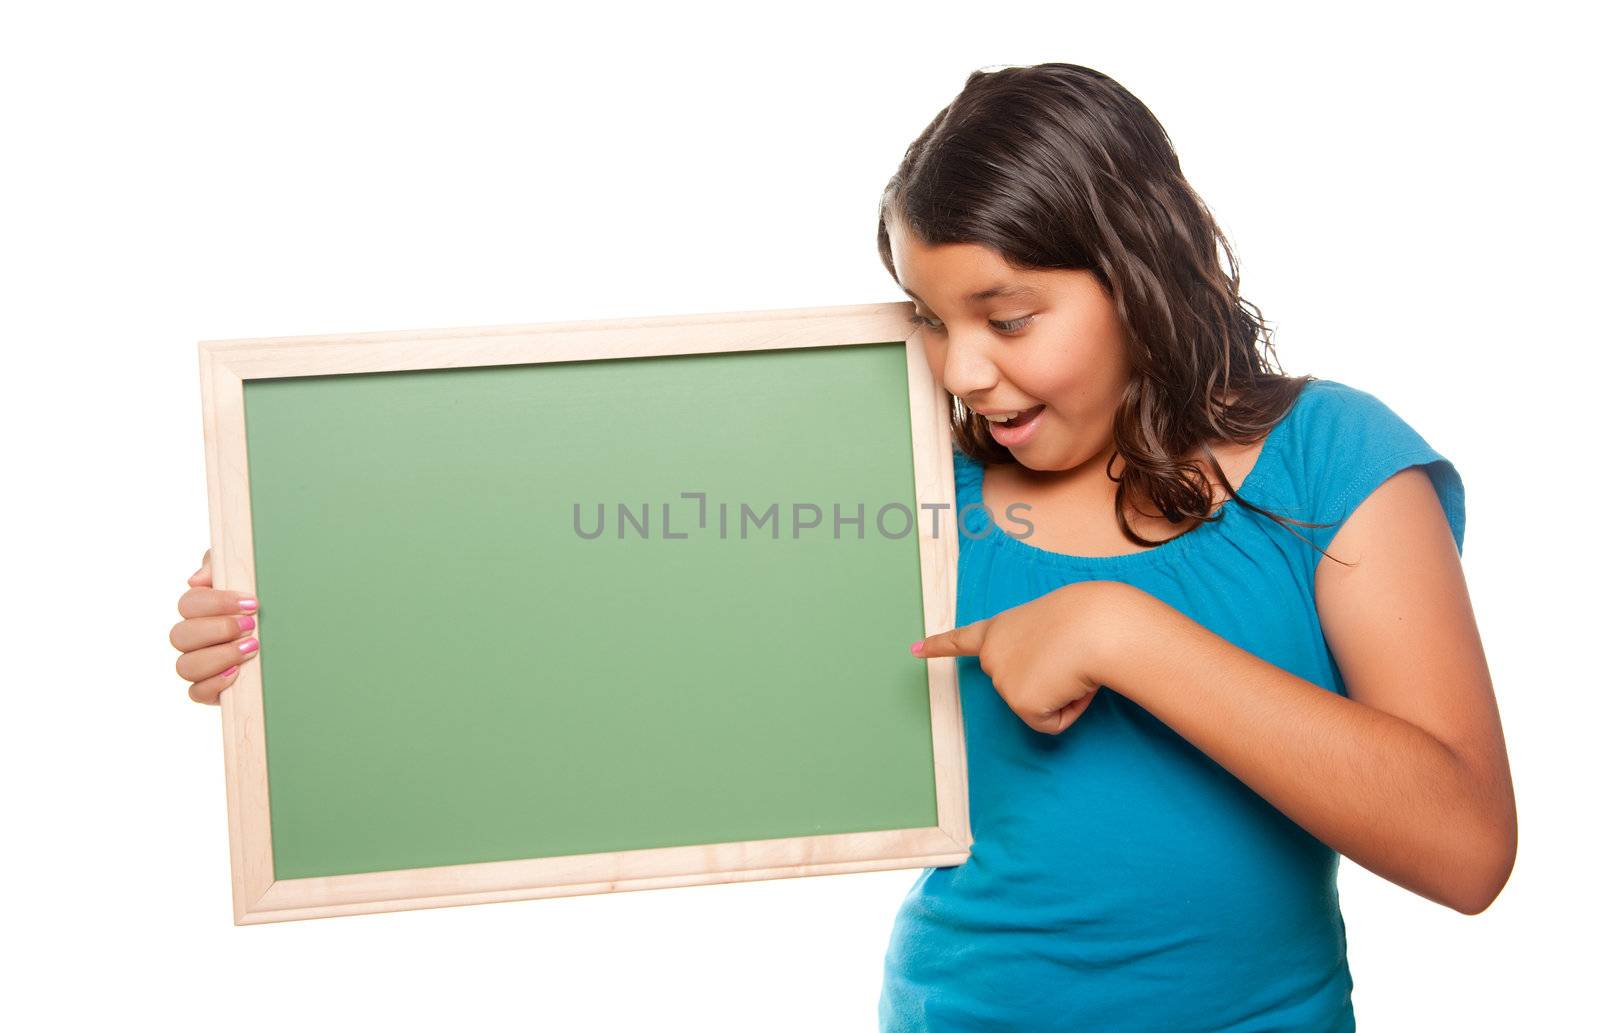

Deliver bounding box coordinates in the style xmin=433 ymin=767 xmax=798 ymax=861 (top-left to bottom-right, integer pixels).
xmin=1079 ymin=580 xmax=1166 ymax=695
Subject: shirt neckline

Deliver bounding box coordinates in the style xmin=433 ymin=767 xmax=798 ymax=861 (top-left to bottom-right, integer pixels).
xmin=958 ymin=385 xmax=1311 ymax=573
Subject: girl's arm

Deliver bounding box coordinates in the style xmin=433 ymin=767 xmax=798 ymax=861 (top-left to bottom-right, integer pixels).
xmin=1104 ymin=467 xmax=1516 ymax=913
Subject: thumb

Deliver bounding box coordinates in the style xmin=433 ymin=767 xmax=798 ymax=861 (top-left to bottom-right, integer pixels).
xmin=913 ymin=618 xmax=990 ymax=659
xmin=188 ymin=548 xmax=212 ymax=588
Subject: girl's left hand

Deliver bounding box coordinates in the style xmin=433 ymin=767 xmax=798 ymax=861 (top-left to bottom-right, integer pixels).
xmin=913 ymin=580 xmax=1136 ymax=735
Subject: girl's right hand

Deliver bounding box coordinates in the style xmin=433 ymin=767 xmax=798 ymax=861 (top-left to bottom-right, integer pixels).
xmin=171 ymin=548 xmax=261 ymax=705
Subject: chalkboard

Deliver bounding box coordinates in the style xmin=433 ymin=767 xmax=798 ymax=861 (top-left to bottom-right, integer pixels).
xmin=198 ymin=303 xmax=969 ymax=924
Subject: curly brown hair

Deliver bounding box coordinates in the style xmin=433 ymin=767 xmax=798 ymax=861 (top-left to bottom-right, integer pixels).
xmin=877 ymin=62 xmax=1334 ymax=556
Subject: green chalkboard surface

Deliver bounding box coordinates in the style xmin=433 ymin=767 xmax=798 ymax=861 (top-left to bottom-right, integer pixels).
xmin=242 ymin=342 xmax=939 ymax=880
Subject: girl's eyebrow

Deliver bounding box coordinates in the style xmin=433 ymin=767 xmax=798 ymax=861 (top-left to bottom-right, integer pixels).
xmin=903 ymin=283 xmax=1042 ymax=305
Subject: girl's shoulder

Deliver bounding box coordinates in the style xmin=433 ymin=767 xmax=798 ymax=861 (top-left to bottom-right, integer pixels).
xmin=1270 ymin=376 xmax=1467 ymax=557
xmin=951 ymin=439 xmax=986 ymax=504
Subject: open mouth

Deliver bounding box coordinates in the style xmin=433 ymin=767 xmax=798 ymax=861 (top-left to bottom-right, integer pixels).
xmin=983 ymin=403 xmax=1047 ymax=447
xmin=989 ymin=404 xmax=1045 ymax=428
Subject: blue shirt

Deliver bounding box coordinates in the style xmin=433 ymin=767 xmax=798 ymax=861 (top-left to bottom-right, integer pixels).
xmin=878 ymin=378 xmax=1467 ymax=1033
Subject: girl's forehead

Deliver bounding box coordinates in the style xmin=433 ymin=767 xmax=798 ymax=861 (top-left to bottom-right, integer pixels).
xmin=889 ymin=230 xmax=1017 ymax=293
xmin=896 ymin=249 xmax=1084 ymax=309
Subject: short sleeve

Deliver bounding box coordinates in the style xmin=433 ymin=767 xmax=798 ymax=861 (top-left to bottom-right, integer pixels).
xmin=1294 ymin=380 xmax=1467 ymax=558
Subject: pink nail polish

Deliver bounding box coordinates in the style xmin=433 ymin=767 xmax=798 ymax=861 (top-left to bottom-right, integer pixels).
xmin=221 ymin=665 xmax=239 ymax=677
xmin=911 ymin=641 xmax=925 ymax=655
xmin=239 ymin=598 xmax=259 ymax=611
xmin=238 ymin=637 xmax=259 ymax=653
xmin=237 ymin=615 xmax=255 ymax=633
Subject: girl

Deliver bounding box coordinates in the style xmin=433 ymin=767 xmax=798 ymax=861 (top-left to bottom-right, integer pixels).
xmin=875 ymin=63 xmax=1515 ymax=1031
xmin=170 ymin=60 xmax=1516 ymax=1033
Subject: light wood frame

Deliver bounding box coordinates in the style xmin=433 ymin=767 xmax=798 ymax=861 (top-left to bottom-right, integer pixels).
xmin=198 ymin=300 xmax=970 ymax=925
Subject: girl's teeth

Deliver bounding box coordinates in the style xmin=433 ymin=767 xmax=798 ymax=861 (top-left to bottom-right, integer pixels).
xmin=985 ymin=411 xmax=1021 ymax=423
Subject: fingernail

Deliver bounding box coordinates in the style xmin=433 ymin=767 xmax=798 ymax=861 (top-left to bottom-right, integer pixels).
xmin=221 ymin=665 xmax=239 ymax=677
xmin=910 ymin=641 xmax=925 ymax=655
xmin=237 ymin=615 xmax=255 ymax=633
xmin=238 ymin=598 xmax=259 ymax=611
xmin=238 ymin=637 xmax=259 ymax=654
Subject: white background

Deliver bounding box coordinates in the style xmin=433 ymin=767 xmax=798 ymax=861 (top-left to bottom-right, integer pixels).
xmin=4 ymin=2 xmax=1593 ymax=1029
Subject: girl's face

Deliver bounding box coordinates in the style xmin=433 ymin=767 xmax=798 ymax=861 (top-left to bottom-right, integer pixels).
xmin=886 ymin=217 xmax=1132 ymax=474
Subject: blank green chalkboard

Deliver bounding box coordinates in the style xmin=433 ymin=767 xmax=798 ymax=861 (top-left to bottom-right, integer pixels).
xmin=199 ymin=303 xmax=970 ymax=925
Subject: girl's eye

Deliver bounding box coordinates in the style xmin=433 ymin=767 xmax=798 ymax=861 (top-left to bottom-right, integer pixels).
xmin=991 ymin=316 xmax=1033 ymax=334
xmin=908 ymin=312 xmax=1034 ymax=335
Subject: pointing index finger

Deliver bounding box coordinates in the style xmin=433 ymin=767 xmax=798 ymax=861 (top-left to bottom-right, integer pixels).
xmin=913 ymin=618 xmax=989 ymax=659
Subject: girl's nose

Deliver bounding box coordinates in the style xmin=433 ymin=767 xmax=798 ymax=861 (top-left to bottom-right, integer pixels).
xmin=940 ymin=331 xmax=999 ymax=401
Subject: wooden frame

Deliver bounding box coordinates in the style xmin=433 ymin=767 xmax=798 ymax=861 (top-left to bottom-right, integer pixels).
xmin=198 ymin=300 xmax=970 ymax=925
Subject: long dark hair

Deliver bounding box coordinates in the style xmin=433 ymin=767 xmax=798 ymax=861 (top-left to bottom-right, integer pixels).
xmin=877 ymin=62 xmax=1336 ymax=556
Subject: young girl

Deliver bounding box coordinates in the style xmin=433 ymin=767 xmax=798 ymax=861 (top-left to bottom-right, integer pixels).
xmin=873 ymin=63 xmax=1515 ymax=1031
xmin=170 ymin=61 xmax=1516 ymax=1033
